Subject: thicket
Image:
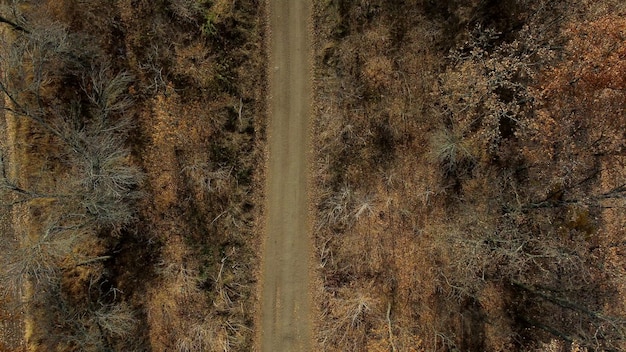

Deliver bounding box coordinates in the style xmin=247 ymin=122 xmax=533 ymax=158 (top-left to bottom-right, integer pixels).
xmin=429 ymin=10 xmax=626 ymax=350
xmin=0 ymin=0 xmax=266 ymax=350
xmin=123 ymin=1 xmax=264 ymax=350
xmin=313 ymin=0 xmax=626 ymax=350
xmin=0 ymin=1 xmax=144 ymax=350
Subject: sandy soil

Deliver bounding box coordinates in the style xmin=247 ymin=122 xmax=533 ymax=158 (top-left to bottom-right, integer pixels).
xmin=259 ymin=0 xmax=312 ymax=351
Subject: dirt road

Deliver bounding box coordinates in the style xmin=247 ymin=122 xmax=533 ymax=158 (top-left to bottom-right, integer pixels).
xmin=260 ymin=0 xmax=312 ymax=351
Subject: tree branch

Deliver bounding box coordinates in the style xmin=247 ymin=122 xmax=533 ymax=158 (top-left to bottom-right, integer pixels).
xmin=0 ymin=15 xmax=28 ymax=33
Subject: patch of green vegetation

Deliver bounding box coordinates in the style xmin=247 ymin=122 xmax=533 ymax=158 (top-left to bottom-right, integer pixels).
xmin=201 ymin=11 xmax=217 ymax=37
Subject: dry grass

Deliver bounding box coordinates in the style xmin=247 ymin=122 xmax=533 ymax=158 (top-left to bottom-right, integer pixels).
xmin=115 ymin=0 xmax=265 ymax=350
xmin=320 ymin=284 xmax=382 ymax=350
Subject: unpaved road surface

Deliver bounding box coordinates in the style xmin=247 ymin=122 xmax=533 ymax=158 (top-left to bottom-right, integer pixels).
xmin=260 ymin=0 xmax=312 ymax=351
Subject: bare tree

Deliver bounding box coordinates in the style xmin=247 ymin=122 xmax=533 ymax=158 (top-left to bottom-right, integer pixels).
xmin=0 ymin=6 xmax=143 ymax=350
xmin=0 ymin=216 xmax=83 ymax=297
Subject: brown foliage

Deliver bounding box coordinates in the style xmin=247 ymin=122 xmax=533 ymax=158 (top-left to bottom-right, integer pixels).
xmin=1 ymin=0 xmax=265 ymax=350
xmin=313 ymin=1 xmax=626 ymax=351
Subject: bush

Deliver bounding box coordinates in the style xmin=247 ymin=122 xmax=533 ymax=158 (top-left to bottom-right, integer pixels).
xmin=428 ymin=127 xmax=475 ymax=176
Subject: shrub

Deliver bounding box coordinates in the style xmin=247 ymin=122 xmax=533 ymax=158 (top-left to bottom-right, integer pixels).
xmin=428 ymin=127 xmax=475 ymax=175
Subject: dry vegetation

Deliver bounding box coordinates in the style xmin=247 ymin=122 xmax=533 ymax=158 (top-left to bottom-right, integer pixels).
xmin=2 ymin=0 xmax=625 ymax=350
xmin=0 ymin=0 xmax=265 ymax=351
xmin=313 ymin=0 xmax=626 ymax=351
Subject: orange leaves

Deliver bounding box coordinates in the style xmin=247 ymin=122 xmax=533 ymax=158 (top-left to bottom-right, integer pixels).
xmin=540 ymin=15 xmax=626 ymax=94
xmin=564 ymin=16 xmax=626 ymax=90
xmin=519 ymin=14 xmax=626 ymax=202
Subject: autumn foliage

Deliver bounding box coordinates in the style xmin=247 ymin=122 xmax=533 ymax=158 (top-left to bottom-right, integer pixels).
xmin=312 ymin=0 xmax=626 ymax=351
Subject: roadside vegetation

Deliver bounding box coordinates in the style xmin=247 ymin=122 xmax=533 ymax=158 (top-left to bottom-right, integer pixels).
xmin=0 ymin=0 xmax=265 ymax=351
xmin=312 ymin=0 xmax=626 ymax=351
xmin=2 ymin=0 xmax=624 ymax=351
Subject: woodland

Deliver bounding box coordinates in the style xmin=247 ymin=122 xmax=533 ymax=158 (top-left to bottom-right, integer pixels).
xmin=0 ymin=0 xmax=265 ymax=350
xmin=0 ymin=0 xmax=624 ymax=351
xmin=312 ymin=0 xmax=625 ymax=351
